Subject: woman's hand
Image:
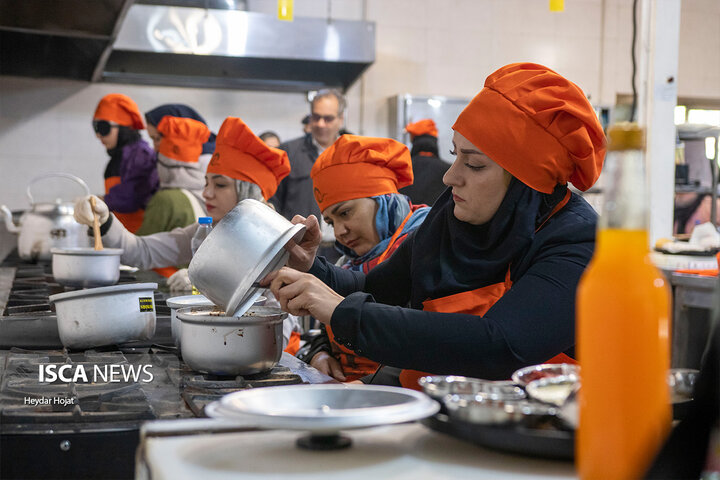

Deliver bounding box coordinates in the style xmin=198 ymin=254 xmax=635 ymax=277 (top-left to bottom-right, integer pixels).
xmin=73 ymin=195 xmax=109 ymax=226
xmin=286 ymin=215 xmax=322 ymax=272
xmin=267 ymin=267 xmax=343 ymax=324
xmin=309 ymin=351 xmax=347 ymax=381
xmin=167 ymin=268 xmax=192 ymax=291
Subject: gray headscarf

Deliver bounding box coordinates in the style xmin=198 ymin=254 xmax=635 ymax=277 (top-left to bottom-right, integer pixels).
xmin=156 ymin=153 xmax=206 ymax=204
xmin=235 ymin=180 xmax=263 ymax=202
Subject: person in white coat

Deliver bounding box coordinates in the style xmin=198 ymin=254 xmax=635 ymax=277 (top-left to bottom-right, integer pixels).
xmin=74 ymin=116 xmax=302 ymax=349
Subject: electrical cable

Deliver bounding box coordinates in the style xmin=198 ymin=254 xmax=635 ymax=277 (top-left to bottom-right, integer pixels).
xmin=630 ymin=0 xmax=639 ymax=122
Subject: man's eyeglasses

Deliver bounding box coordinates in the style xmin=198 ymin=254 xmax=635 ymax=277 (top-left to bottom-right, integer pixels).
xmin=92 ymin=120 xmax=119 ymax=136
xmin=310 ymin=113 xmax=338 ymax=124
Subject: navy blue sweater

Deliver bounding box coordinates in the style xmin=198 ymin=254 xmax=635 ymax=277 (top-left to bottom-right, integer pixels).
xmin=309 ymin=193 xmax=598 ymax=380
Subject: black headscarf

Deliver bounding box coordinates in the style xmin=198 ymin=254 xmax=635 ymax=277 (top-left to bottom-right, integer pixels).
xmin=104 ymin=126 xmax=142 ymax=179
xmin=410 ymin=178 xmax=568 ymax=302
xmin=410 ymin=134 xmax=439 ymax=157
xmin=144 ymin=104 xmax=216 ymax=155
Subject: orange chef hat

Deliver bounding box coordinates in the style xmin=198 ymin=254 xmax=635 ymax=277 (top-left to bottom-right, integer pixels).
xmin=157 ymin=116 xmax=210 ymax=164
xmin=311 ymin=135 xmax=413 ymax=212
xmin=93 ymin=94 xmax=145 ymax=130
xmin=405 ymin=119 xmax=438 ymax=139
xmin=452 ymin=63 xmax=606 ymax=193
xmin=207 ymin=117 xmax=290 ymax=200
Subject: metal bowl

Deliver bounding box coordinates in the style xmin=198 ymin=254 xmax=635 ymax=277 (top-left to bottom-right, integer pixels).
xmin=444 ymin=393 xmax=557 ymax=426
xmin=525 ymin=375 xmax=579 ymax=407
xmin=511 ymin=363 xmax=580 ymax=387
xmin=419 ymin=375 xmax=526 ymax=401
xmin=188 ymin=199 xmax=305 ymax=317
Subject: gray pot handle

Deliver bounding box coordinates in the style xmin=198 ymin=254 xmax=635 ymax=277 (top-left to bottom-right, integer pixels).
xmin=26 ymin=172 xmax=91 ymax=205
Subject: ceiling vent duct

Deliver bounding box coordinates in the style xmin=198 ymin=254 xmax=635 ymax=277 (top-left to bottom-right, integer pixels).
xmin=0 ymin=2 xmax=375 ymax=92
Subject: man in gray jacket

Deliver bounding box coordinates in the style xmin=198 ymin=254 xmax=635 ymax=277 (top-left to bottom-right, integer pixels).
xmin=270 ymin=89 xmax=346 ymax=223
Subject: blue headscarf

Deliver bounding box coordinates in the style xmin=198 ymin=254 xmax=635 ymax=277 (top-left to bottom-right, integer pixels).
xmin=337 ymin=193 xmax=430 ymax=271
xmin=144 ymin=104 xmax=216 ymax=155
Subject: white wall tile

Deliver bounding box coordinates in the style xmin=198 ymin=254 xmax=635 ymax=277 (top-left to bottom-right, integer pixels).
xmin=366 ymin=0 xmax=427 ymax=29
xmin=1 ymin=0 xmax=719 ymax=211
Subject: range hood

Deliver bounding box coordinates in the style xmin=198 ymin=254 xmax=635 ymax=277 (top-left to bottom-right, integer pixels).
xmin=0 ymin=1 xmax=375 ymax=92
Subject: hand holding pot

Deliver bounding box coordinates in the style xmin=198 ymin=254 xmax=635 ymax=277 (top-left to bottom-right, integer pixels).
xmin=167 ymin=268 xmax=192 ymax=291
xmin=286 ymin=214 xmax=322 ymax=272
xmin=74 ymin=195 xmax=109 ymax=226
xmin=267 ymin=266 xmax=343 ymax=323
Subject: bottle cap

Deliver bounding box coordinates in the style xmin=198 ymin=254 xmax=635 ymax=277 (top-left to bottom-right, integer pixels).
xmin=198 ymin=217 xmax=213 ymax=225
xmin=607 ymin=122 xmax=645 ymax=151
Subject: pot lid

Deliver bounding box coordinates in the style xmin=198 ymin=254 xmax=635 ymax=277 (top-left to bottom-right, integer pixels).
xmin=225 ymin=223 xmax=305 ymax=318
xmin=207 ymin=384 xmax=440 ymax=433
xmin=166 ymin=294 xmax=214 ymax=309
xmin=51 ymin=247 xmax=124 ymax=256
xmin=49 ymin=282 xmax=158 ymax=303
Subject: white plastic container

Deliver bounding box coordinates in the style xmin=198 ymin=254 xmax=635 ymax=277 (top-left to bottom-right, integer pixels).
xmin=49 ymin=283 xmax=157 ymax=349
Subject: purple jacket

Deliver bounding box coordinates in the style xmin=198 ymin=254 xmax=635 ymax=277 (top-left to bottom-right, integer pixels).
xmin=104 ymin=140 xmax=158 ymax=213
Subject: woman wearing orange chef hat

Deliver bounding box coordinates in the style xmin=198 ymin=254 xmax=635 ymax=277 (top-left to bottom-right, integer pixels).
xmin=135 ymin=116 xmax=211 ymax=238
xmin=92 ymin=94 xmax=159 ymax=233
xmin=300 ymin=135 xmax=431 ymax=381
xmin=74 ymin=117 xmax=302 ymax=347
xmin=268 ymin=63 xmax=606 ymax=387
xmin=399 ymin=119 xmax=449 ymax=206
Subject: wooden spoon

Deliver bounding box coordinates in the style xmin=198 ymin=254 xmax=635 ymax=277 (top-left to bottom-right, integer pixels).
xmin=89 ymin=196 xmax=103 ymax=251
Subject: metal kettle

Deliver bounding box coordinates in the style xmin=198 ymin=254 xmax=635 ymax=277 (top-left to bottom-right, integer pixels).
xmin=0 ymin=173 xmax=91 ymax=262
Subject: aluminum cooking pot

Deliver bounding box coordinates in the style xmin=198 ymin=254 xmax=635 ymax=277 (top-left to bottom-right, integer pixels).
xmin=0 ymin=173 xmax=91 ymax=261
xmin=177 ymin=305 xmax=286 ymax=376
xmin=49 ymin=282 xmax=158 ymax=350
xmin=51 ymin=247 xmax=123 ymax=287
xmin=188 ymin=199 xmax=305 ymax=317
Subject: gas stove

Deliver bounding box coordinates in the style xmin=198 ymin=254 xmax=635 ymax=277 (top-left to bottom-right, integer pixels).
xmin=0 ymin=257 xmax=173 ymax=345
xmin=0 ymin=255 xmax=315 ymax=480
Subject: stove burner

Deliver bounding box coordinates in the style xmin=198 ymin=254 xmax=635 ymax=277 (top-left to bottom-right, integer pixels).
xmin=179 ymin=365 xmax=305 ymax=417
xmin=0 ymin=349 xmax=159 ymax=427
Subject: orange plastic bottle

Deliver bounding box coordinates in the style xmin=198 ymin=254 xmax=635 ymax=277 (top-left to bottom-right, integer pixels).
xmin=576 ymin=123 xmax=671 ymax=480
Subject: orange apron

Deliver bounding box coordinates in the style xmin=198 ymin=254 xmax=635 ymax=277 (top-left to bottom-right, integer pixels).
xmin=284 ymin=330 xmax=301 ymax=355
xmin=399 ymin=191 xmax=576 ymax=390
xmin=105 ymin=177 xmax=145 ymax=234
xmin=325 ymin=211 xmax=414 ymax=382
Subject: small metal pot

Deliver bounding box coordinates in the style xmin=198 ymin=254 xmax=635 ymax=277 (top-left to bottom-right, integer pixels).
xmin=0 ymin=173 xmax=91 ymax=261
xmin=49 ymin=283 xmax=157 ymax=349
xmin=188 ymin=199 xmax=305 ymax=317
xmin=51 ymin=247 xmax=123 ymax=287
xmin=177 ymin=305 xmax=286 ymax=376
xmin=166 ymin=295 xmax=267 ymax=348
